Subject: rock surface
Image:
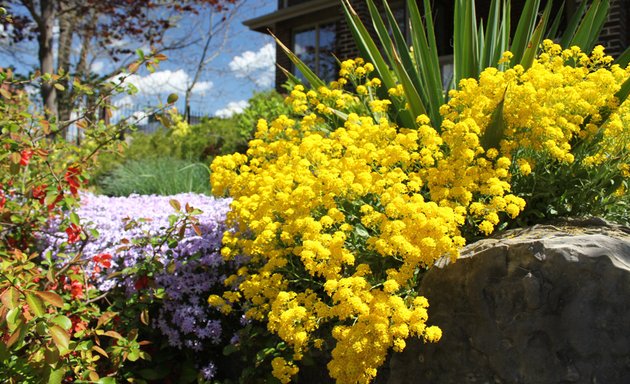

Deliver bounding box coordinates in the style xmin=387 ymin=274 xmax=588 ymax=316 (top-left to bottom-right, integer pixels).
xmin=385 ymin=219 xmax=630 ymax=384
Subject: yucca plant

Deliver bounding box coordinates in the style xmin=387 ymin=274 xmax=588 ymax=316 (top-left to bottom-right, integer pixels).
xmin=279 ymin=0 xmax=630 ymax=134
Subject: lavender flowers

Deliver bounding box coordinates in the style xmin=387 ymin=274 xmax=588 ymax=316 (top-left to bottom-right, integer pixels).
xmin=39 ymin=192 xmax=237 ymax=381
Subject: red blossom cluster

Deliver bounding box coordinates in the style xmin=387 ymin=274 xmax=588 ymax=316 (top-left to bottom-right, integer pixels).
xmin=91 ymin=253 xmax=112 ymax=276
xmin=19 ymin=149 xmax=33 ymax=166
xmin=64 ymin=165 xmax=82 ymax=197
xmin=65 ymin=224 xmax=82 ymax=244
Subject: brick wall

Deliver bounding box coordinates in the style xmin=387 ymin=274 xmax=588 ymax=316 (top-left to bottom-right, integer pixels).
xmin=597 ymin=0 xmax=629 ymax=57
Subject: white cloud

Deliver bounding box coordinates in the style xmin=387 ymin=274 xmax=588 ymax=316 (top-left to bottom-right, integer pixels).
xmin=229 ymin=43 xmax=275 ymax=88
xmin=91 ymin=61 xmax=105 ymax=74
xmin=215 ymin=100 xmax=249 ymax=118
xmin=108 ymin=69 xmax=213 ymax=122
xmin=0 ymin=23 xmax=11 ymax=41
xmin=125 ymin=69 xmax=213 ymax=97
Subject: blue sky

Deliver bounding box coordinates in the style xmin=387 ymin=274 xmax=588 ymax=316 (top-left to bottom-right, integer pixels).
xmin=0 ymin=0 xmax=277 ymax=119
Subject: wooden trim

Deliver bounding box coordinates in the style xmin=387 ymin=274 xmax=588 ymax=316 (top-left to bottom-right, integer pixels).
xmin=243 ymin=0 xmax=337 ymax=32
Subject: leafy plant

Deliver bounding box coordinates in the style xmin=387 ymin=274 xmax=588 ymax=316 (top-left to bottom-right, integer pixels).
xmin=0 ymin=51 xmax=175 ymax=382
xmin=236 ymin=90 xmax=293 ymax=141
xmin=98 ymin=157 xmax=211 ymax=196
xmin=211 ymin=38 xmax=630 ymax=384
xmin=40 ymin=192 xmax=245 ymax=382
xmin=91 ymin=112 xmax=251 ymax=193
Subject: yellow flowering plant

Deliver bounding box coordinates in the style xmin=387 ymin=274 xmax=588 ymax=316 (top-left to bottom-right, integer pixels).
xmin=442 ymin=41 xmax=630 ymax=227
xmin=210 ymin=59 xmax=525 ymax=383
xmin=335 ymin=0 xmax=630 ymax=130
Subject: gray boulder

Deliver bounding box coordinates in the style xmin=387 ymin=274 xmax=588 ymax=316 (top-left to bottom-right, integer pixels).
xmin=386 ymin=219 xmax=630 ymax=384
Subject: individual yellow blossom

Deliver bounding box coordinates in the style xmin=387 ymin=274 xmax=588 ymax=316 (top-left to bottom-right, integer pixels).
xmin=498 ymin=50 xmax=514 ymax=64
xmin=366 ymin=77 xmax=382 ymax=88
xmin=423 ymin=326 xmax=442 ymax=343
xmin=369 ymin=99 xmax=391 ymax=113
xmin=388 ymin=85 xmax=404 ymax=97
xmin=478 ymin=220 xmax=494 ymax=235
xmin=383 ymin=279 xmax=399 ymax=293
xmin=486 ymin=148 xmax=499 ymax=159
xmin=517 ymin=159 xmax=532 ymax=175
xmin=271 ymin=357 xmax=299 ymax=384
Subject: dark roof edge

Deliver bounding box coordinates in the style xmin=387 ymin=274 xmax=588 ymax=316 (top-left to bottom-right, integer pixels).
xmin=243 ymin=0 xmax=338 ymax=32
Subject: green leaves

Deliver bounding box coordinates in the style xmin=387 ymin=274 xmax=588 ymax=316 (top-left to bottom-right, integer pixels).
xmin=49 ymin=325 xmax=70 ymax=354
xmin=565 ymin=0 xmax=610 ymax=53
xmin=510 ymin=0 xmax=541 ymax=64
xmin=47 ymin=368 xmax=66 ymax=384
xmin=34 ymin=291 xmax=64 ymax=308
xmin=480 ymin=89 xmax=507 ymax=150
xmin=520 ymin=0 xmax=552 ymax=71
xmin=454 ymin=0 xmax=478 ymax=82
xmin=1 ymin=287 xmax=20 ymax=309
xmin=25 ymin=292 xmax=46 ymax=317
xmin=167 ymin=93 xmax=179 ymax=104
xmin=169 ymin=198 xmax=182 ymax=212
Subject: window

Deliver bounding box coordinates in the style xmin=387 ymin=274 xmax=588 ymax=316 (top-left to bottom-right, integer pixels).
xmin=293 ymin=22 xmax=337 ymax=83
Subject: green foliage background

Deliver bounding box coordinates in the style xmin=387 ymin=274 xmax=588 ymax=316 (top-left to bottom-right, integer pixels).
xmin=92 ymin=89 xmax=292 ymax=196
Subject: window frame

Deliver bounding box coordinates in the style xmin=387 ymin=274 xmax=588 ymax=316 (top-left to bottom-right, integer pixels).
xmin=291 ymin=17 xmax=338 ymax=82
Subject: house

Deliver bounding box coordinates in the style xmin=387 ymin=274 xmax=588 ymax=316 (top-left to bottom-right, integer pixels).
xmin=244 ymin=0 xmax=629 ymax=92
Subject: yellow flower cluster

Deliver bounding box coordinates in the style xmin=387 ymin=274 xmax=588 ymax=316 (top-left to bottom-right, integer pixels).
xmin=211 ymin=60 xmax=526 ymax=383
xmin=284 ymin=59 xmax=383 ymax=123
xmin=271 ymin=357 xmax=300 ymax=384
xmin=166 ymin=108 xmax=191 ymax=137
xmin=442 ymin=40 xmax=630 ymax=172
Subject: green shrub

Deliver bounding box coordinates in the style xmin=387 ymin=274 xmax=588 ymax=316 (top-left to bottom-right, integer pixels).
xmin=236 ymin=90 xmax=293 ymax=140
xmin=99 ymin=157 xmax=211 ymax=196
xmin=0 ymin=58 xmax=159 ymax=383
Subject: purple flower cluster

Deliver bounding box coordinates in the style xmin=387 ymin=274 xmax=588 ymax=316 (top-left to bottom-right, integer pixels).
xmin=39 ymin=192 xmax=237 ymax=380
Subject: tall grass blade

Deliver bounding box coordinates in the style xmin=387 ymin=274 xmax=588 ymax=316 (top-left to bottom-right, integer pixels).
xmin=402 ymin=0 xmax=444 ymax=126
xmin=560 ymin=0 xmax=588 ymax=47
xmin=454 ymin=0 xmax=478 ymax=83
xmin=380 ymin=0 xmax=422 ymax=90
xmin=341 ymin=0 xmax=419 ymax=127
xmin=271 ymin=31 xmax=325 ymax=89
xmin=341 ymin=0 xmax=396 ymax=89
xmin=380 ymin=0 xmax=441 ymax=122
xmin=546 ymin=2 xmax=565 ymax=39
xmin=615 ymin=76 xmax=630 ymax=106
xmin=521 ymin=0 xmax=552 ymax=70
xmin=480 ymin=0 xmax=501 ymax=70
xmin=511 ymin=0 xmax=541 ymax=64
xmin=481 ymin=89 xmax=507 ymax=150
xmin=570 ymin=0 xmax=609 ymax=53
xmin=614 ymin=46 xmax=630 ymax=67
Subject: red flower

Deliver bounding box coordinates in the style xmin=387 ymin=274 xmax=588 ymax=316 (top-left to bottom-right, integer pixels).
xmin=63 ymin=279 xmax=84 ymax=299
xmin=70 ymin=315 xmax=88 ymax=334
xmin=32 ymin=184 xmax=47 ymax=204
xmin=20 ymin=149 xmax=34 ymax=166
xmin=64 ymin=165 xmax=82 ymax=197
xmin=65 ymin=223 xmax=82 ymax=244
xmin=0 ymin=193 xmax=5 ymax=210
xmin=92 ymin=253 xmax=112 ymax=268
xmin=134 ymin=276 xmax=150 ymax=291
